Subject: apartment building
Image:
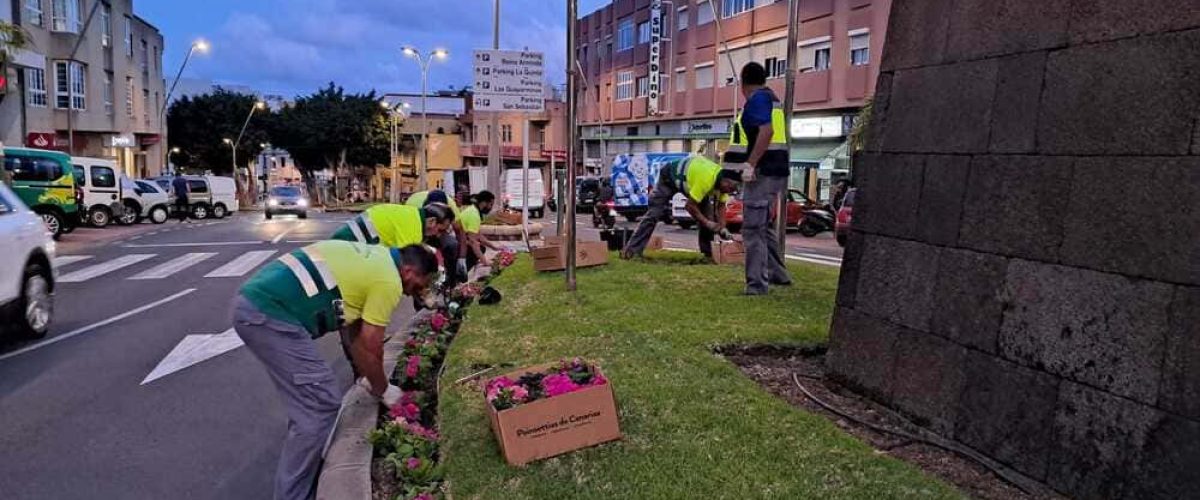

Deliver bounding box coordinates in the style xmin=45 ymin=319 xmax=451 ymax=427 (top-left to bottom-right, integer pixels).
xmin=1 ymin=0 xmax=166 ymax=177
xmin=576 ymin=0 xmax=890 ymax=200
xmin=460 ymin=96 xmax=568 ymax=195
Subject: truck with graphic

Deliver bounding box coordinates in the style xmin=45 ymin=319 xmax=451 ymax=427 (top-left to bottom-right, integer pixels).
xmin=2 ymin=147 xmax=81 ymax=239
xmin=609 ymin=152 xmax=688 ymax=222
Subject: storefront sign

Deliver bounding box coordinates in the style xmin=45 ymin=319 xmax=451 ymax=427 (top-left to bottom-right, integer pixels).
xmin=648 ymin=0 xmax=663 ymax=115
xmin=685 ymin=119 xmax=730 ymax=136
xmin=139 ymin=134 xmax=161 ymax=146
xmin=790 ymin=116 xmax=844 ymax=139
xmin=109 ymin=133 xmax=136 ymax=148
xmin=25 ymin=132 xmax=57 ymax=149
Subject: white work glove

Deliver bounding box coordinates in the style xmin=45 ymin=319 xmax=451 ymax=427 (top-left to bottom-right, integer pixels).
xmin=718 ymin=228 xmax=735 ymax=241
xmin=740 ymin=166 xmax=757 ymax=183
xmin=357 ymin=378 xmax=403 ymax=407
xmin=456 ymin=258 xmax=468 ymax=278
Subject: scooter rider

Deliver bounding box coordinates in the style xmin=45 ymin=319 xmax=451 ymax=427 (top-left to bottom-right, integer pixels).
xmin=621 ymin=154 xmax=742 ymax=259
xmin=231 ymin=242 xmax=438 ymax=500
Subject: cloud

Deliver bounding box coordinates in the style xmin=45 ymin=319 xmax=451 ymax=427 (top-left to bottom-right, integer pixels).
xmin=189 ymin=0 xmax=586 ymax=97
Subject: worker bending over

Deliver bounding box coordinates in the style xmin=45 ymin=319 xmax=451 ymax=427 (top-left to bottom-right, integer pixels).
xmin=621 ymin=154 xmax=742 ymax=260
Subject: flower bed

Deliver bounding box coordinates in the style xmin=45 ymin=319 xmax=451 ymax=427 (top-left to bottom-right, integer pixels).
xmin=485 ymin=358 xmax=607 ymax=410
xmin=368 ymin=252 xmax=516 ymax=500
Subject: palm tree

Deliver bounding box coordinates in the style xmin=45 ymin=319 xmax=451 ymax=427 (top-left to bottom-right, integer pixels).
xmin=0 ymin=21 xmax=30 ymax=62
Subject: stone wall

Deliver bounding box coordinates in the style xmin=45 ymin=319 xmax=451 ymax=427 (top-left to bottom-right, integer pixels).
xmin=827 ymin=1 xmax=1200 ymax=498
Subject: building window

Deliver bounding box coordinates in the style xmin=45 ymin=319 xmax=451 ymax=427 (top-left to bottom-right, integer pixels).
xmin=850 ymin=32 xmax=870 ymax=66
xmin=764 ymin=56 xmax=787 ymax=79
xmin=103 ymin=71 xmax=114 ymax=115
xmin=675 ymin=69 xmax=687 ymax=92
xmin=615 ymin=71 xmax=634 ymax=101
xmin=125 ymin=77 xmax=134 ymax=117
xmin=677 ymin=7 xmax=688 ymax=31
xmin=51 ymin=0 xmax=81 ymax=32
xmin=719 ymin=46 xmax=752 ymax=87
xmin=124 ymin=16 xmax=133 ymax=57
xmin=500 ymin=124 xmax=513 ymax=143
xmin=155 ymin=46 xmax=161 ymax=75
xmin=616 ymin=18 xmax=634 ymax=51
xmin=694 ymin=65 xmax=714 ymax=90
xmin=697 ymin=1 xmax=716 ymax=25
xmin=636 ymin=76 xmax=649 ymax=98
xmin=25 ymin=0 xmax=44 ymax=27
xmin=54 ymin=60 xmax=86 ymax=110
xmin=722 ymin=0 xmax=760 ymax=18
xmin=800 ymin=39 xmax=833 ymax=72
xmin=606 ymin=41 xmax=613 ymax=60
xmin=100 ymin=2 xmax=111 ymax=47
xmin=26 ymin=68 xmax=48 ymax=107
xmin=140 ymin=39 xmax=149 ymax=73
xmin=594 ymin=84 xmax=600 ymax=102
xmin=143 ymin=89 xmax=150 ymax=127
xmin=637 ymin=21 xmax=651 ymax=44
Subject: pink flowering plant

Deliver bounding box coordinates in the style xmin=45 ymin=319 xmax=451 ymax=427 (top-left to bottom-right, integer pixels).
xmin=450 ymin=282 xmax=483 ymax=302
xmin=485 ymin=358 xmax=608 ymax=411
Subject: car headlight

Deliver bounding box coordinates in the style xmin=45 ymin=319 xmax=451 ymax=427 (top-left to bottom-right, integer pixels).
xmin=297 ymin=199 xmax=308 ymax=207
xmin=268 ymin=198 xmax=279 ymax=207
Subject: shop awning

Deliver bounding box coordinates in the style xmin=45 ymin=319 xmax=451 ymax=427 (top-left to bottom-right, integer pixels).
xmin=790 ymin=139 xmax=846 ymax=163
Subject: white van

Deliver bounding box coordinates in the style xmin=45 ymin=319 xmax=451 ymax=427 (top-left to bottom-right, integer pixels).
xmin=502 ymin=168 xmax=546 ymax=219
xmin=204 ymin=175 xmax=238 ymax=218
xmin=72 ymin=157 xmax=132 ymax=228
xmin=120 ymin=175 xmax=170 ymax=224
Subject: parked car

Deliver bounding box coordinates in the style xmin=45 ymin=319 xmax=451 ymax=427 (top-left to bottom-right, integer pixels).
xmin=72 ymin=157 xmax=134 ymax=228
xmin=835 ymin=188 xmax=856 ymax=247
xmin=724 ymin=189 xmax=817 ymax=232
xmin=671 ymin=193 xmax=693 ymax=229
xmin=502 ymin=169 xmax=546 ymax=219
xmin=120 ymin=177 xmax=171 ymax=224
xmin=151 ymin=175 xmax=238 ymax=219
xmin=0 ymin=182 xmax=55 ymax=339
xmin=265 ymin=185 xmax=309 ymax=219
xmin=2 ymin=146 xmax=80 ymax=239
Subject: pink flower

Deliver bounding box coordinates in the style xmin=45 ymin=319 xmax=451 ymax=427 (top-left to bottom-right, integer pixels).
xmin=399 ymin=420 xmax=439 ymax=441
xmin=511 ymin=385 xmax=529 ymax=401
xmin=543 ymin=373 xmax=581 ymax=397
xmin=412 ymin=494 xmax=435 ymax=500
xmin=430 ymin=312 xmax=448 ymax=332
xmin=592 ymin=373 xmax=608 ymax=386
xmin=486 ymin=376 xmax=515 ymax=392
xmin=389 ymin=401 xmax=421 ymax=421
xmin=405 ymin=355 xmax=421 ymax=378
xmin=406 ymin=457 xmax=422 ymax=470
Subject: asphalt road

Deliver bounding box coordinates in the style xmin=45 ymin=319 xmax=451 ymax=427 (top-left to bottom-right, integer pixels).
xmin=0 ymin=210 xmax=403 ymax=500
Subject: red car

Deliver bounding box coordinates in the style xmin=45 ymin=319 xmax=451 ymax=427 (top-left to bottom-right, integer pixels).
xmin=835 ymin=188 xmax=856 ymax=247
xmin=724 ymin=189 xmax=818 ymax=232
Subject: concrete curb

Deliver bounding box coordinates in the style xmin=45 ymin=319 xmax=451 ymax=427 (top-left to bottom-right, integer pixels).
xmin=316 ymin=309 xmax=433 ymax=500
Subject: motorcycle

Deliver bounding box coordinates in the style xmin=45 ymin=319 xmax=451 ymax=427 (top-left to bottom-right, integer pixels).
xmin=798 ymin=205 xmax=836 ymax=237
xmin=592 ymin=200 xmax=618 ymax=229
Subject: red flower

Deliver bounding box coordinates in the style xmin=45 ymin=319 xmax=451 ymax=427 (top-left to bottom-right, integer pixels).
xmin=405 ymin=355 xmax=421 ymax=378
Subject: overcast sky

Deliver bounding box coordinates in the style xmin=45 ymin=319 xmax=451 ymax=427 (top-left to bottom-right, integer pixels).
xmin=140 ymin=0 xmax=611 ymax=98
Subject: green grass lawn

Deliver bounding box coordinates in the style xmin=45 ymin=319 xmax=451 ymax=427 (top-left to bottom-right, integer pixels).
xmin=439 ymin=252 xmax=961 ymax=499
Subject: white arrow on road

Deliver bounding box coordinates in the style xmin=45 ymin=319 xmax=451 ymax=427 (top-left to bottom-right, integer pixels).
xmin=141 ymin=328 xmax=244 ymax=385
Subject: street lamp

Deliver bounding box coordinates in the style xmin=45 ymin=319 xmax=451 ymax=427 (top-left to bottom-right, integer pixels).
xmin=400 ymin=46 xmax=449 ymax=191
xmin=380 ymin=100 xmax=411 ymax=202
xmin=162 ymin=38 xmax=211 ymax=174
xmin=229 ymin=101 xmax=267 ymax=204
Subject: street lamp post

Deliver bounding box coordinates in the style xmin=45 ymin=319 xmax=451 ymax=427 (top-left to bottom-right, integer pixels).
xmin=401 ymin=46 xmax=449 ymax=192
xmin=380 ymin=101 xmax=410 ymax=202
xmin=162 ymin=39 xmax=210 ymax=174
xmin=228 ymin=101 xmax=266 ymax=204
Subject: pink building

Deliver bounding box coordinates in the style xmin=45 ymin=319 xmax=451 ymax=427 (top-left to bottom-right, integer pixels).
xmin=576 ymin=0 xmax=891 ymax=199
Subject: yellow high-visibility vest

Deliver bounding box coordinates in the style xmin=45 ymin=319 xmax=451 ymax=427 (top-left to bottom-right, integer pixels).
xmin=723 ymin=91 xmax=788 ymax=170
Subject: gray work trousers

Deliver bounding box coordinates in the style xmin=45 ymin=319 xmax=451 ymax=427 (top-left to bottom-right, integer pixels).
xmin=742 ymin=175 xmax=791 ymax=293
xmin=232 ymin=295 xmax=342 ymax=500
xmin=624 ymin=170 xmax=715 ymax=257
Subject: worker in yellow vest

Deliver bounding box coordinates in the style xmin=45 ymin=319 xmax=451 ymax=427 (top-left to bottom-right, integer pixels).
xmin=231 ymin=242 xmax=439 ymax=500
xmin=330 ymin=203 xmax=455 ymax=253
xmin=621 ymin=154 xmax=742 ymax=259
xmin=722 ymin=62 xmax=792 ymax=295
xmin=406 ymin=190 xmax=469 ymax=282
xmin=458 ymin=190 xmax=501 ymax=272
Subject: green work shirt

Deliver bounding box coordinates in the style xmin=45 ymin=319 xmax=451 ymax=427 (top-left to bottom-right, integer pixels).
xmin=680 ymin=156 xmax=730 ymax=204
xmin=459 ymin=205 xmax=482 ymax=234
xmin=406 ymin=190 xmax=461 ymax=217
xmin=241 ymin=240 xmax=404 ymax=329
xmin=363 ymin=204 xmax=425 ymax=248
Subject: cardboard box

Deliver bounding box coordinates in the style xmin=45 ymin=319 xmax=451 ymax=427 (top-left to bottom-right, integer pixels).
xmin=531 ymin=241 xmax=609 ymax=272
xmin=486 ymin=363 xmax=622 ymax=466
xmin=648 ymin=235 xmax=665 ymax=251
xmin=713 ymin=240 xmax=745 ymax=264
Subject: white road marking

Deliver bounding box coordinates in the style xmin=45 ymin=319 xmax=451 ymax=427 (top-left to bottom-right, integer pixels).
xmin=271 ymin=225 xmax=299 ymax=244
xmin=204 ymin=250 xmax=277 ymax=278
xmin=53 ymin=255 xmax=93 ymax=267
xmin=285 ymin=239 xmax=321 ymax=244
xmin=789 ymin=252 xmax=843 ymax=264
xmin=0 ymin=288 xmax=197 ymax=362
xmin=665 ymin=246 xmax=842 ymax=267
xmin=58 ymin=254 xmax=157 ymax=283
xmin=128 ymin=252 xmax=217 ymax=280
xmin=785 ymin=255 xmax=842 ymax=267
xmin=122 ymin=241 xmax=264 ymax=248
xmin=141 ymin=328 xmax=244 ymax=385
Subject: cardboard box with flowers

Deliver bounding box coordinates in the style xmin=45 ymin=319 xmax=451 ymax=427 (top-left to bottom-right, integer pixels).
xmin=485 ymin=359 xmax=622 ymax=466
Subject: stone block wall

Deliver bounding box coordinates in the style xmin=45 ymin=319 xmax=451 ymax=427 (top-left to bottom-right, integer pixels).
xmin=827 ymin=1 xmax=1200 ymax=498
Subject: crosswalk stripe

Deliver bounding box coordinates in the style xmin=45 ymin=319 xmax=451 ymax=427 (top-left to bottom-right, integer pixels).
xmin=204 ymin=250 xmax=277 ymax=278
xmin=58 ymin=254 xmax=157 ymax=283
xmin=53 ymin=255 xmax=93 ymax=267
xmin=129 ymin=253 xmax=218 ymax=280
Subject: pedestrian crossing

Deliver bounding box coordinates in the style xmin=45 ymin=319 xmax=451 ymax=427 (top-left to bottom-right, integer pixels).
xmin=54 ymin=250 xmax=281 ymax=284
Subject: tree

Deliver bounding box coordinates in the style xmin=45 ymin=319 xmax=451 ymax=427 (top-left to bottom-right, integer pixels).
xmin=0 ymin=22 xmax=29 ymax=61
xmin=166 ymin=89 xmax=271 ymax=175
xmin=269 ymin=83 xmax=390 ymax=202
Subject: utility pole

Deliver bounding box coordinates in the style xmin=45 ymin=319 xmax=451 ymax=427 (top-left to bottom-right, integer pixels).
xmin=566 ymin=0 xmax=578 ymax=291
xmin=487 ymin=0 xmax=502 ymax=195
xmin=779 ymin=0 xmax=801 ymax=249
